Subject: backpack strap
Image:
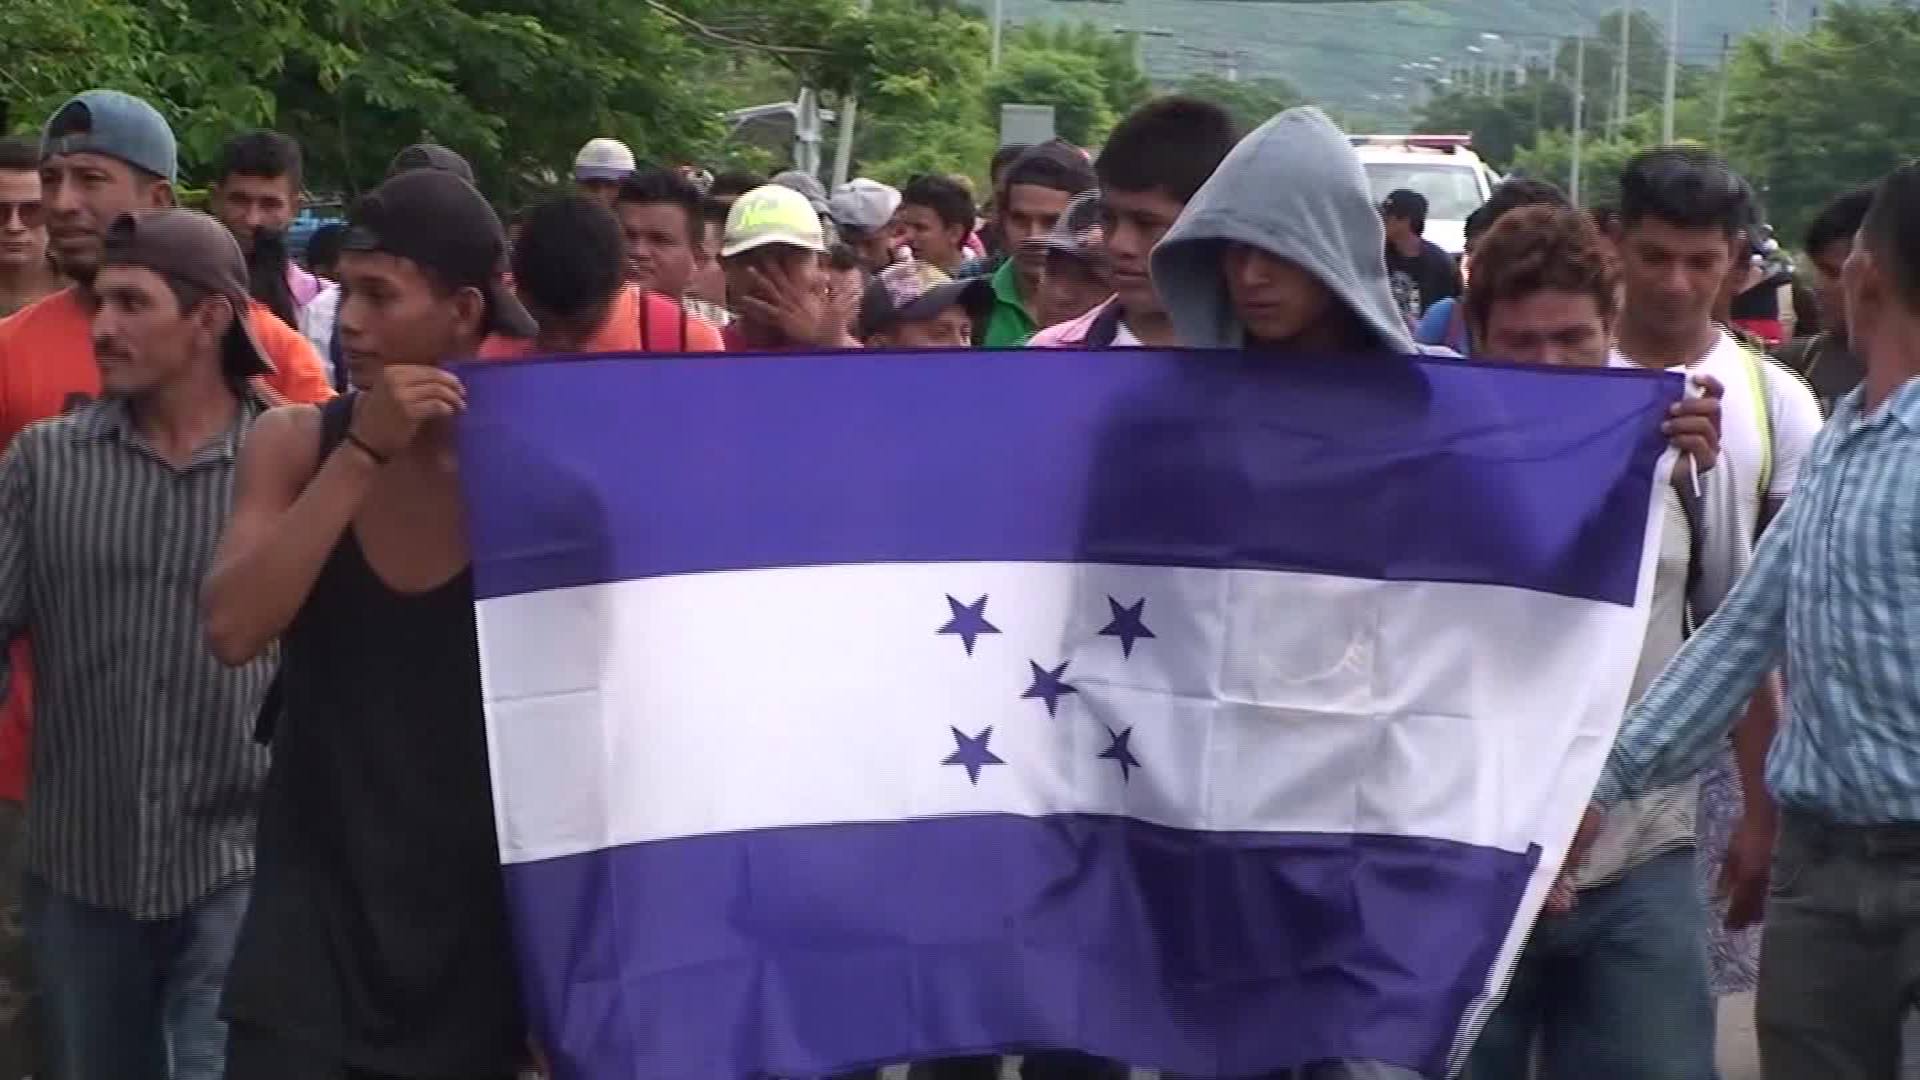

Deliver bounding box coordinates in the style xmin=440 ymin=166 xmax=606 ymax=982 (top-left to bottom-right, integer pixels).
xmin=1674 ymin=480 xmax=1706 ymax=638
xmin=1735 ymin=343 xmax=1774 ymax=511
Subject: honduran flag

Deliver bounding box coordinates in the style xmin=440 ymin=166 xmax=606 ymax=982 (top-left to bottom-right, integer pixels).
xmin=455 ymin=348 xmax=1680 ymax=1080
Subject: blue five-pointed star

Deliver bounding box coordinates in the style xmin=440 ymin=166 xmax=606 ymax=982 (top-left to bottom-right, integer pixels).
xmin=937 ymin=594 xmax=1000 ymax=656
xmin=1021 ymin=660 xmax=1078 ymax=717
xmin=1098 ymin=725 xmax=1142 ymax=783
xmin=943 ymin=726 xmax=1004 ymax=785
xmin=1098 ymin=596 xmax=1156 ymax=658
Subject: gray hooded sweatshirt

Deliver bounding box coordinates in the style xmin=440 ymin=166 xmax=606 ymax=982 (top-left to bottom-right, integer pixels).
xmin=1151 ymin=107 xmax=1415 ymax=354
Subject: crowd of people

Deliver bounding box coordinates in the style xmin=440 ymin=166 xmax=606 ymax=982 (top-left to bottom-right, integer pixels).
xmin=0 ymin=73 xmax=1913 ymax=1080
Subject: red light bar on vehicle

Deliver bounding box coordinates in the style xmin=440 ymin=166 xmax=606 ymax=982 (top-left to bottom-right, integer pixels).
xmin=1349 ymin=134 xmax=1474 ymax=154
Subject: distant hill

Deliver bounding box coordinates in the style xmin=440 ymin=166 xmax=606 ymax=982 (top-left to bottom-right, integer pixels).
xmin=998 ymin=0 xmax=1809 ymax=123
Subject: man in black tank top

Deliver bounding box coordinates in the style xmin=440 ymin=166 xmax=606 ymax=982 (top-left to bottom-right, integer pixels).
xmin=203 ymin=169 xmax=538 ymax=1080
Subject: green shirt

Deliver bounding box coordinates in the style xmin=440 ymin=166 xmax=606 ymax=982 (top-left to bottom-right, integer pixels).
xmin=979 ymin=260 xmax=1036 ymax=347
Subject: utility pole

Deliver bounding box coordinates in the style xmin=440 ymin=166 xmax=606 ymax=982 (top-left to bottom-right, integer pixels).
xmin=1572 ymin=35 xmax=1587 ymax=205
xmin=1613 ymin=0 xmax=1632 ymax=137
xmin=991 ymin=0 xmax=1005 ymax=69
xmin=1713 ymin=32 xmax=1731 ymax=147
xmin=830 ymin=0 xmax=872 ymax=187
xmin=1661 ymin=0 xmax=1680 ymax=142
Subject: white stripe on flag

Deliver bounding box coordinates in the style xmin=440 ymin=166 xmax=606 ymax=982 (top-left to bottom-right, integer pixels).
xmin=478 ymin=561 xmax=1648 ymax=868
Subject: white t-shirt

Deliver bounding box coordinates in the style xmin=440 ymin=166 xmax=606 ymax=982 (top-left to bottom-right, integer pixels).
xmin=1613 ymin=329 xmax=1823 ymax=533
xmin=1112 ymin=322 xmax=1141 ymax=347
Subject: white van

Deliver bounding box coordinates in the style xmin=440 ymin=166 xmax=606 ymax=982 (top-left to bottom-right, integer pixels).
xmin=1352 ymin=135 xmax=1500 ymax=258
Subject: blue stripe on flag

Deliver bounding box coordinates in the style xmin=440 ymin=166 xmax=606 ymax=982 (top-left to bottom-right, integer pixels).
xmin=503 ymin=814 xmax=1535 ymax=1079
xmin=456 ymin=350 xmax=1679 ymax=606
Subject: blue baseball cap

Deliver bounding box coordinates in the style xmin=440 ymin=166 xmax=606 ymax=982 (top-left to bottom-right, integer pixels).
xmin=42 ymin=90 xmax=178 ymax=183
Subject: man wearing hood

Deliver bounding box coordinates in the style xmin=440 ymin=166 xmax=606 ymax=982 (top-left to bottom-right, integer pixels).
xmin=1151 ymin=108 xmax=1427 ymax=357
xmin=1144 ymin=108 xmax=1722 ymax=1080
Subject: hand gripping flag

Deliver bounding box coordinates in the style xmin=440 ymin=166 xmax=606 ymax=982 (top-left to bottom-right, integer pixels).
xmin=455 ymin=348 xmax=1681 ymax=1080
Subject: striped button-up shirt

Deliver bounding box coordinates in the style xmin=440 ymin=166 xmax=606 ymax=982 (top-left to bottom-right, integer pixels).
xmin=1596 ymin=377 xmax=1920 ymax=825
xmin=0 ymin=394 xmax=275 ymax=918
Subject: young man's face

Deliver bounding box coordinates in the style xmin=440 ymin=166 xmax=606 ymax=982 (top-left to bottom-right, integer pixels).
xmin=576 ymin=178 xmax=621 ymax=209
xmin=1811 ymin=235 xmax=1854 ymax=335
xmin=686 ymin=218 xmax=728 ymax=304
xmin=41 ymin=151 xmax=171 ymax=281
xmin=1616 ymin=217 xmax=1739 ymax=341
xmin=895 ymin=203 xmax=962 ymax=270
xmin=335 ymin=250 xmax=480 ymax=388
xmin=89 ymin=265 xmax=214 ymax=398
xmin=1381 ymin=211 xmax=1417 ymax=247
xmin=846 ymin=225 xmax=899 ymax=274
xmin=723 ymin=244 xmax=823 ymax=320
xmin=1004 ymin=183 xmax=1073 ymax=279
xmin=1100 ymin=187 xmax=1183 ymax=316
xmin=1841 ymin=232 xmax=1888 ymax=348
xmin=0 ymin=167 xmax=48 ymax=274
xmin=211 ymin=172 xmax=299 ymax=255
xmin=1036 ymin=252 xmax=1109 ymax=330
xmin=1480 ymin=290 xmax=1611 ymax=368
xmin=871 ymin=307 xmax=972 ymax=349
xmin=617 ymin=199 xmax=701 ymax=298
xmin=1223 ymin=243 xmax=1337 ymax=346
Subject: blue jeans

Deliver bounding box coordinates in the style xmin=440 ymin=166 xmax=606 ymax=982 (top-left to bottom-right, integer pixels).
xmin=1464 ymin=847 xmax=1715 ymax=1080
xmin=24 ymin=875 xmax=250 ymax=1080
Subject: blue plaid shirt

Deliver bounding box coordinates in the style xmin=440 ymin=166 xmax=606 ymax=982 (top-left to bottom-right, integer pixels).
xmin=1595 ymin=376 xmax=1920 ymax=825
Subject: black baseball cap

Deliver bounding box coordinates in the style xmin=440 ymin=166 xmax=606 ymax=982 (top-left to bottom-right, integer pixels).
xmin=102 ymin=209 xmax=272 ymax=378
xmin=1381 ymin=189 xmax=1429 ymax=220
xmin=342 ymin=169 xmax=536 ymax=338
xmin=387 ymin=143 xmax=475 ymax=184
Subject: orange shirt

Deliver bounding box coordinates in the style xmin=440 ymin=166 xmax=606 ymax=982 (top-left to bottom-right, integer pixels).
xmin=0 ymin=287 xmax=333 ymax=803
xmin=0 ymin=287 xmax=334 ymax=445
xmin=478 ymin=286 xmax=723 ymax=359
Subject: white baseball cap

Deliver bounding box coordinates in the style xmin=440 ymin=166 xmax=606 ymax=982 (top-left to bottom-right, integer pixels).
xmin=574 ymin=137 xmax=636 ymax=182
xmin=830 ymin=178 xmax=902 ymax=233
xmin=721 ymin=184 xmax=828 ymax=258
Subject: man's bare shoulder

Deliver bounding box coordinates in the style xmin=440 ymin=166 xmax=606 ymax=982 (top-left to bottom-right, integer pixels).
xmin=244 ymin=403 xmax=327 ymax=478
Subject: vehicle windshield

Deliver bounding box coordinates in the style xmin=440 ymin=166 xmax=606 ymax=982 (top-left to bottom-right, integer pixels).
xmin=1363 ymin=162 xmax=1484 ymax=220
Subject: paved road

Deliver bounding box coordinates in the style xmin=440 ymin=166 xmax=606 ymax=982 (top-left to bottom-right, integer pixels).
xmin=871 ymin=997 xmax=1768 ymax=1079
xmin=872 ymin=996 xmax=1920 ymax=1079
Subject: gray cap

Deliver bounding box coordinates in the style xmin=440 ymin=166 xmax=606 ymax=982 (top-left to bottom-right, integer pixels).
xmin=771 ymin=170 xmax=832 ymax=216
xmin=42 ymin=90 xmax=177 ymax=183
xmin=829 ymin=178 xmax=902 ymax=233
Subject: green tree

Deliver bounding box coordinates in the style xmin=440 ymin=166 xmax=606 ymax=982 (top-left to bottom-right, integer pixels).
xmin=1510 ymin=129 xmax=1646 ymax=208
xmin=1722 ymin=1 xmax=1920 ymax=242
xmin=1009 ymin=22 xmax=1151 ymax=120
xmin=1175 ymin=74 xmax=1303 ymax=134
xmin=984 ymin=49 xmax=1115 ymax=147
xmin=849 ymin=0 xmax=997 ymax=184
xmin=1416 ymin=77 xmax=1574 ymax=172
xmin=2 ymin=0 xmax=153 ymax=133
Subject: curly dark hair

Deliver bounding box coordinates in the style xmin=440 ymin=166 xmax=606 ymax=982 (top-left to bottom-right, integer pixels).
xmin=1463 ymin=204 xmax=1618 ymax=340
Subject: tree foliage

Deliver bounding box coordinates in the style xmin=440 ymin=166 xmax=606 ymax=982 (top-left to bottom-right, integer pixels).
xmin=1174 ymin=74 xmax=1304 ymax=135
xmin=985 ymin=51 xmax=1115 ymax=147
xmin=4 ymin=0 xmax=1150 ymax=202
xmin=1721 ymin=1 xmax=1920 ymax=243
